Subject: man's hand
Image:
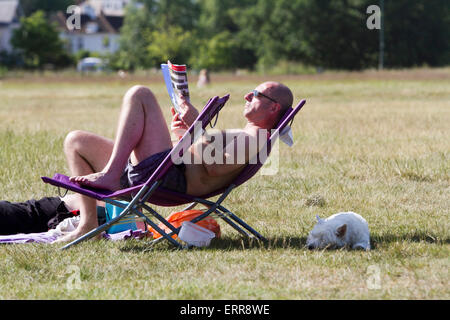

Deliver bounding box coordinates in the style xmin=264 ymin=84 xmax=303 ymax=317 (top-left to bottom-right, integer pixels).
xmin=178 ymin=95 xmax=199 ymax=128
xmin=170 ymin=107 xmax=188 ymax=140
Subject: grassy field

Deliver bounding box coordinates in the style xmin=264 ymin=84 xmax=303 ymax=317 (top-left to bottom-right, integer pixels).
xmin=0 ymin=68 xmax=448 ymax=300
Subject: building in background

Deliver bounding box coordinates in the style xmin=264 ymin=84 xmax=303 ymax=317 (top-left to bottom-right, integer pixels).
xmin=55 ymin=0 xmax=132 ymax=55
xmin=0 ymin=0 xmax=23 ymax=53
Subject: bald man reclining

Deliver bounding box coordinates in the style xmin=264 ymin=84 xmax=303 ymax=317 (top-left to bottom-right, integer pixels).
xmin=57 ymin=81 xmax=293 ymax=242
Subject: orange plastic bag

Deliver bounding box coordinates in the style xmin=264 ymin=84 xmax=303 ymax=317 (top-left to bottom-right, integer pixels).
xmin=148 ymin=210 xmax=221 ymax=239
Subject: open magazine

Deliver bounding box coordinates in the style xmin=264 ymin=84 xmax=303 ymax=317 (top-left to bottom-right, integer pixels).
xmin=161 ymin=60 xmax=190 ymax=114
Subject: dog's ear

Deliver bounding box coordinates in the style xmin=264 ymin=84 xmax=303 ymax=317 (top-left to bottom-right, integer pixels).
xmin=336 ymin=224 xmax=347 ymax=238
xmin=316 ymin=215 xmax=324 ymax=224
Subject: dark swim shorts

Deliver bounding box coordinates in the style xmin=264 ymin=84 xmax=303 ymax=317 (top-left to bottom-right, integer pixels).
xmin=119 ymin=149 xmax=187 ymax=194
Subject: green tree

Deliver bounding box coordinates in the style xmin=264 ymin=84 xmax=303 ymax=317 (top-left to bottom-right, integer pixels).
xmin=20 ymin=0 xmax=74 ymax=16
xmin=147 ymin=26 xmax=193 ymax=65
xmin=117 ymin=0 xmax=199 ymax=70
xmin=115 ymin=2 xmax=156 ymax=70
xmin=116 ymin=0 xmax=449 ymax=71
xmin=197 ymin=0 xmax=255 ymax=37
xmin=192 ymin=31 xmax=236 ymax=70
xmin=194 ymin=0 xmax=256 ymax=70
xmin=230 ymin=0 xmax=307 ymax=70
xmin=11 ymin=10 xmax=72 ymax=69
xmin=232 ymin=0 xmax=378 ymax=70
xmin=383 ymin=0 xmax=450 ymax=67
xmin=298 ymin=0 xmax=378 ymax=70
xmin=153 ymin=0 xmax=200 ymax=31
xmin=296 ymin=0 xmax=450 ymax=69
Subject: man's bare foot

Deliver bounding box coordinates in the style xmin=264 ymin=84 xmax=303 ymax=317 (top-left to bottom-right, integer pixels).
xmin=69 ymin=171 xmax=121 ymax=191
xmin=53 ymin=225 xmax=102 ymax=244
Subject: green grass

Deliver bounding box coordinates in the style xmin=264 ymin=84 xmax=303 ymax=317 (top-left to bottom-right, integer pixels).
xmin=0 ymin=69 xmax=448 ymax=299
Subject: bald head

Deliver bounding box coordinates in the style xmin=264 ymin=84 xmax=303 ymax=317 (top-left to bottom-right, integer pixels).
xmin=261 ymin=81 xmax=293 ymax=121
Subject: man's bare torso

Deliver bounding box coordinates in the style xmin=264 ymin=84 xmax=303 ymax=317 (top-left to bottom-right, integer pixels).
xmin=183 ymin=128 xmax=261 ymax=196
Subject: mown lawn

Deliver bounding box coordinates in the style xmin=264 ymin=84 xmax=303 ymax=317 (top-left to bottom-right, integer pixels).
xmin=0 ymin=68 xmax=448 ymax=299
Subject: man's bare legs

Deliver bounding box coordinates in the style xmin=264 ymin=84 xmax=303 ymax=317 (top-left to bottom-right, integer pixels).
xmin=56 ymin=85 xmax=172 ymax=242
xmin=55 ymin=131 xmax=114 ymax=242
xmin=69 ymin=85 xmax=173 ymax=190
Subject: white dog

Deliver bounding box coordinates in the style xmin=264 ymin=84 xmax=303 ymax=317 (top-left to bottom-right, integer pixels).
xmin=306 ymin=212 xmax=371 ymax=250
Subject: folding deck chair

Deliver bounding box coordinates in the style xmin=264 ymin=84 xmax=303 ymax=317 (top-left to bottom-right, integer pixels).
xmin=42 ymin=95 xmax=306 ymax=250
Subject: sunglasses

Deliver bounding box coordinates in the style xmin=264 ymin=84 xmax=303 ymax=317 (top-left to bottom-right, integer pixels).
xmin=252 ymin=89 xmax=279 ymax=105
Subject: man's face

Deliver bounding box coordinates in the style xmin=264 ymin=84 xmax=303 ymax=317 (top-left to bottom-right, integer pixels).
xmin=243 ymin=84 xmax=276 ymax=120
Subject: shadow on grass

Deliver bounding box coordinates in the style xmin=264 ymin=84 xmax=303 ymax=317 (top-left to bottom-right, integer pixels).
xmin=118 ymin=236 xmax=308 ymax=253
xmin=208 ymin=236 xmax=307 ymax=250
xmin=119 ymin=231 xmax=448 ymax=253
xmin=210 ymin=231 xmax=448 ymax=251
xmin=371 ymin=232 xmax=449 ymax=248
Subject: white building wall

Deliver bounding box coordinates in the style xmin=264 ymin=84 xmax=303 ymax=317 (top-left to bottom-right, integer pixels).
xmin=60 ymin=32 xmax=120 ymax=55
xmin=0 ymin=23 xmax=20 ymax=52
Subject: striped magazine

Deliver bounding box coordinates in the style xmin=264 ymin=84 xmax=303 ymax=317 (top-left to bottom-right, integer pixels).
xmin=161 ymin=60 xmax=190 ymax=114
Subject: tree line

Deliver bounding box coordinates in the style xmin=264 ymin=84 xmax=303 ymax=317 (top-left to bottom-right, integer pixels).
xmin=113 ymin=0 xmax=449 ymax=71
xmin=2 ymin=0 xmax=449 ymax=72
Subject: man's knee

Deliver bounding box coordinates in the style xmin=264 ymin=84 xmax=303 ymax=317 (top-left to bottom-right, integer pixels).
xmin=64 ymin=130 xmax=87 ymax=153
xmin=125 ymin=85 xmax=155 ymax=104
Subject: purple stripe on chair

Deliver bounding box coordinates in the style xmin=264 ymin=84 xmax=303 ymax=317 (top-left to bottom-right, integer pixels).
xmin=41 ymin=173 xmax=138 ymax=200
